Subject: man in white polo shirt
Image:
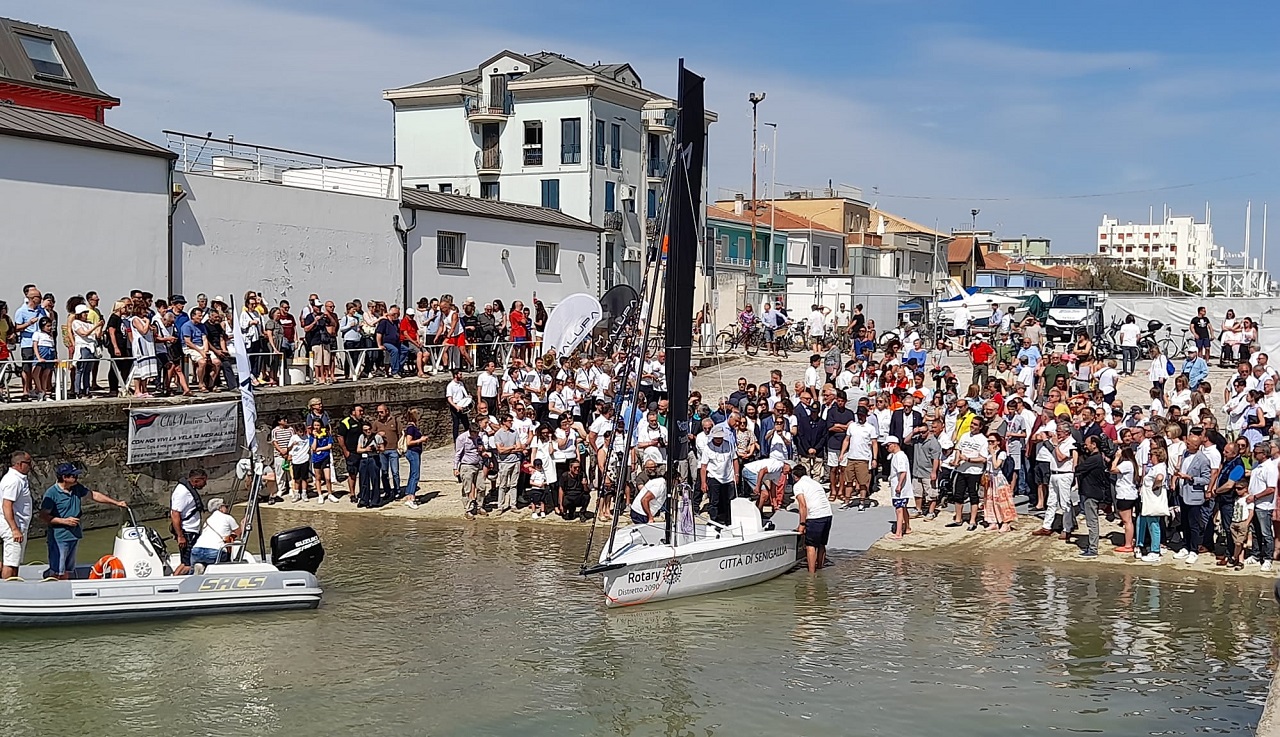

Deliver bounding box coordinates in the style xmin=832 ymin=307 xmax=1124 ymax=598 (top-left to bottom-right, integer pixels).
xmin=0 ymin=451 xmax=33 ymax=579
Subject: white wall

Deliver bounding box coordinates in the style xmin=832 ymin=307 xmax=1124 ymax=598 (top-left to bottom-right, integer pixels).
xmin=0 ymin=136 xmax=171 ymax=303
xmin=406 ymin=210 xmax=598 ymax=307
xmin=173 ymin=172 xmax=403 ymax=305
xmin=786 ymin=275 xmax=899 ymax=329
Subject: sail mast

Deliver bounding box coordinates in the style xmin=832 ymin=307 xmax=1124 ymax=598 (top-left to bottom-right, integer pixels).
xmin=663 ymin=60 xmax=706 ymax=545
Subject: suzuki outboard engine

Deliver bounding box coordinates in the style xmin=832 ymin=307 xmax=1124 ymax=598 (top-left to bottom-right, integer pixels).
xmin=270 ymin=527 xmax=325 ymax=574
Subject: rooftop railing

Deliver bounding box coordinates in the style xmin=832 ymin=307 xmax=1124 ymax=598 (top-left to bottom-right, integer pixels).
xmin=165 ymin=130 xmax=401 ymax=199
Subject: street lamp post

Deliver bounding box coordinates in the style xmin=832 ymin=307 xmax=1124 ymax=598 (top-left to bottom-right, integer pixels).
xmin=748 ymin=92 xmax=766 ymax=283
xmin=764 ymin=121 xmax=778 ymax=290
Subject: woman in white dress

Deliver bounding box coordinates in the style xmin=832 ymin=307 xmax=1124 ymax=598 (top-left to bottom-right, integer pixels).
xmin=128 ymin=302 xmax=157 ymax=397
xmin=1221 ymin=309 xmax=1242 ymax=365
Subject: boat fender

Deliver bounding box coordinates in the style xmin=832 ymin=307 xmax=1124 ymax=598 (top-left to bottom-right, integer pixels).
xmin=89 ymin=554 xmax=127 ymax=580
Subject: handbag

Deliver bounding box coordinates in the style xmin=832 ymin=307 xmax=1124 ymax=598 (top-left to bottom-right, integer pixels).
xmin=397 ymin=432 xmax=409 ymax=454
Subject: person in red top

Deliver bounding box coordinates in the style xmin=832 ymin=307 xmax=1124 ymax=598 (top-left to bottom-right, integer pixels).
xmin=400 ymin=308 xmax=422 ymax=377
xmin=509 ymin=300 xmax=529 ymax=361
xmin=969 ymin=335 xmax=995 ymax=390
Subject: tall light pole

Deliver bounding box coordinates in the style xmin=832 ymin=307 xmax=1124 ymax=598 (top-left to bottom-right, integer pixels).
xmin=748 ymin=91 xmax=766 ymax=284
xmin=764 ymin=121 xmax=778 ymax=290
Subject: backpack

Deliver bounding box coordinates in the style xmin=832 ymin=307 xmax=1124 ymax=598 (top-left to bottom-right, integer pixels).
xmin=1165 ymin=358 xmax=1175 ymax=376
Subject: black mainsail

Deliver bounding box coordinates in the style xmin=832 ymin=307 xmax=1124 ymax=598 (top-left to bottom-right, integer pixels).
xmin=662 ymin=61 xmax=705 ymax=543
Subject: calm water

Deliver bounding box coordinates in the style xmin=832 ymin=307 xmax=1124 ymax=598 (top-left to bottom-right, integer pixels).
xmin=0 ymin=511 xmax=1273 ymax=737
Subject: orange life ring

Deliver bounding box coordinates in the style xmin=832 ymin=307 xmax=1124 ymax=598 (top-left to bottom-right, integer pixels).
xmin=88 ymin=555 xmax=126 ymax=580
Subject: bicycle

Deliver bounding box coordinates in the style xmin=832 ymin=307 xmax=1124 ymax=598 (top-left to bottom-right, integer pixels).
xmin=715 ymin=323 xmax=761 ymax=356
xmin=1157 ymin=326 xmax=1192 ymax=360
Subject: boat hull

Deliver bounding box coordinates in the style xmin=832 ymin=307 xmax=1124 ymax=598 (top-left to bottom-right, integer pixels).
xmin=0 ymin=564 xmax=321 ymax=627
xmin=601 ymin=531 xmax=800 ymax=607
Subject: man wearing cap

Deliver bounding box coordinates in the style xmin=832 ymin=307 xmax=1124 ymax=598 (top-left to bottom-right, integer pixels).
xmin=170 ymin=468 xmax=209 ymax=575
xmin=969 ymin=333 xmax=995 ymax=389
xmin=171 ymin=295 xmax=190 ymax=332
xmin=1182 ymin=347 xmax=1209 ymax=390
xmin=39 ymin=463 xmax=128 ymax=580
xmin=699 ymin=423 xmax=738 ymax=525
xmin=190 ymin=497 xmax=241 ymax=569
xmin=1 ymin=451 xmax=33 ymax=580
xmin=886 ymin=436 xmax=912 ymax=539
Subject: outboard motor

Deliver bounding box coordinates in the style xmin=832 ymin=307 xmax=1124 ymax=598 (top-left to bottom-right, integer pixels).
xmin=270 ymin=526 xmax=324 ymax=574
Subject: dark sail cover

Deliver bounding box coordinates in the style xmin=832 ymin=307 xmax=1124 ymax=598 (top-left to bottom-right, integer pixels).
xmin=664 ymin=61 xmax=705 ymax=472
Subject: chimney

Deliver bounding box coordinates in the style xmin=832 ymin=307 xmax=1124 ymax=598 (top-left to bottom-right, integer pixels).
xmin=734 ymin=194 xmax=745 ymax=216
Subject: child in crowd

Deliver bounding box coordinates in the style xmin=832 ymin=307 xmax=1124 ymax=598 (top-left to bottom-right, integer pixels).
xmin=32 ymin=317 xmax=57 ymax=398
xmin=527 ymin=458 xmax=548 ymax=519
xmin=310 ymin=419 xmax=336 ymax=503
xmin=287 ymin=422 xmax=312 ymax=502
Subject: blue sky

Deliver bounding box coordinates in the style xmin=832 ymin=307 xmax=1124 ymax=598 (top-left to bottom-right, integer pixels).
xmin=8 ymin=0 xmax=1279 ymax=264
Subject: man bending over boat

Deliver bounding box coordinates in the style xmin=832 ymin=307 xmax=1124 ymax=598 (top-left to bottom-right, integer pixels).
xmin=630 ymin=470 xmax=668 ymax=525
xmin=791 ymin=465 xmax=833 ymax=573
xmin=40 ymin=463 xmax=128 ymax=580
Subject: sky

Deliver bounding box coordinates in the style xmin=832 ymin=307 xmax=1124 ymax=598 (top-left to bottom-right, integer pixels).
xmin=7 ymin=0 xmax=1280 ymax=266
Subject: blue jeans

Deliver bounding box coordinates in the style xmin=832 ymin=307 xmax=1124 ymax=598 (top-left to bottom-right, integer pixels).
xmin=191 ymin=547 xmax=223 ymax=566
xmin=46 ymin=537 xmax=79 ymax=576
xmin=381 ymin=450 xmax=401 ymax=498
xmin=1136 ymin=515 xmax=1163 ymax=553
xmin=77 ymin=347 xmax=95 ymax=397
xmin=1120 ymin=345 xmax=1137 ymax=375
xmin=1251 ymin=511 xmax=1275 ymax=561
xmin=358 ymin=456 xmax=380 ymax=506
xmin=384 ymin=343 xmax=405 ymax=376
xmin=405 ymin=450 xmax=421 ymax=498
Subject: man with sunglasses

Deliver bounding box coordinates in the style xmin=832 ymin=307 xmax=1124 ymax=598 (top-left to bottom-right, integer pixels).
xmin=1 ymin=451 xmax=33 ymax=580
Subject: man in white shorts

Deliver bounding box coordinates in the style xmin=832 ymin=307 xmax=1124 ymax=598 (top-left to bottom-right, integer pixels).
xmin=0 ymin=451 xmax=33 ymax=579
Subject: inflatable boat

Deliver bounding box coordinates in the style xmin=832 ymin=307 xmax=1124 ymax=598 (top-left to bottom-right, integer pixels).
xmin=0 ymin=517 xmax=324 ymax=627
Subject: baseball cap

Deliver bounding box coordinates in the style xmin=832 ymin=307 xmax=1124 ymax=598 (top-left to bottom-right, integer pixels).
xmin=170 ymin=294 xmax=187 ymax=305
xmin=885 ymin=435 xmax=900 ymax=445
xmin=406 ymin=308 xmax=416 ymax=316
xmin=710 ymin=426 xmax=726 ymax=439
xmin=54 ymin=463 xmax=81 ymax=478
xmin=74 ymin=304 xmax=89 ymax=315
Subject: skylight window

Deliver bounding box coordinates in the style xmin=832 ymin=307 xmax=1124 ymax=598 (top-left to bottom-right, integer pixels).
xmin=18 ymin=35 xmax=68 ymax=79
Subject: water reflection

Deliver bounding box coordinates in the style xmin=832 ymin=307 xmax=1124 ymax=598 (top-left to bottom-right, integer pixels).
xmin=0 ymin=513 xmax=1269 ymax=737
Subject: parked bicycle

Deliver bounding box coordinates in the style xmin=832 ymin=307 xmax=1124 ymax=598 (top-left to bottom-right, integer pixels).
xmin=716 ymin=323 xmax=762 ymax=356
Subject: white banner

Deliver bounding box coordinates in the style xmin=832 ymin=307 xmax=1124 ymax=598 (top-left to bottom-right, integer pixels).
xmin=127 ymin=401 xmax=241 ymax=465
xmin=543 ymin=293 xmax=603 ymax=357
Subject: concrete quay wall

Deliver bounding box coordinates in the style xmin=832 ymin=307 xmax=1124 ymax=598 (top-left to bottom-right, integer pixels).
xmin=2 ymin=375 xmax=458 ymax=533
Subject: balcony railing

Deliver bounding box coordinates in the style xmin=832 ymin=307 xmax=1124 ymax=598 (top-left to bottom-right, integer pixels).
xmin=647 ymin=158 xmax=667 ymax=178
xmin=603 ymin=211 xmax=624 ymax=231
xmin=643 ymin=107 xmax=677 ymax=130
xmin=645 ymin=218 xmax=659 ymax=241
xmin=465 ymin=92 xmax=514 ymax=118
xmin=475 ymin=149 xmax=502 ymax=173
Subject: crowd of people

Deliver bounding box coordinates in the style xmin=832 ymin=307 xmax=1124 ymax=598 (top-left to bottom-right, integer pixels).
xmin=0 ymin=284 xmax=556 ymax=400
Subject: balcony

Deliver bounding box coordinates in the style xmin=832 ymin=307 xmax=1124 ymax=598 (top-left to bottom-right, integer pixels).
xmin=465 ymin=92 xmax=513 ymax=123
xmin=647 ymin=158 xmax=667 ymax=182
xmin=645 ymin=217 xmax=659 ymax=241
xmin=474 ymin=149 xmax=502 ymax=176
xmin=643 ymin=107 xmax=676 ymax=134
xmin=603 ymin=210 xmax=624 ymax=232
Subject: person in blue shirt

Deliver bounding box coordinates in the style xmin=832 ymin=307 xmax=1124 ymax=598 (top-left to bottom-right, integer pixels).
xmin=13 ymin=285 xmax=46 ymax=397
xmin=1016 ymin=337 xmax=1042 ymax=370
xmin=180 ymin=307 xmax=218 ymax=391
xmin=171 ymin=295 xmax=190 ymax=332
xmin=1182 ymin=347 xmax=1209 ymax=390
xmin=39 ymin=463 xmax=128 ymax=580
xmin=905 ymin=338 xmax=929 ymax=369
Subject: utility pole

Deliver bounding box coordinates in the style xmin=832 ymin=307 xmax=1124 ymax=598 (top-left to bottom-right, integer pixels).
xmin=748 ymin=91 xmax=766 ymax=285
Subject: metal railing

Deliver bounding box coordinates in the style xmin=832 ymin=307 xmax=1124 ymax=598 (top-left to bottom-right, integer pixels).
xmin=165 ymin=131 xmax=401 ymax=199
xmin=465 ymin=92 xmax=514 ymax=118
xmin=603 ymin=211 xmax=624 ymax=232
xmin=475 ymin=149 xmax=502 ymax=172
xmin=647 ymin=158 xmax=668 ymax=178
xmin=643 ymin=107 xmax=677 ymax=130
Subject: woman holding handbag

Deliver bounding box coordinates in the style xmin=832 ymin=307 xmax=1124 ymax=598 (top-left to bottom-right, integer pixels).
xmin=1136 ymin=446 xmax=1171 ymax=562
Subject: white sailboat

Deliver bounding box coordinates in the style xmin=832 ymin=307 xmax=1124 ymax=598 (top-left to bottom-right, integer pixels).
xmin=581 ymin=62 xmax=800 ymax=608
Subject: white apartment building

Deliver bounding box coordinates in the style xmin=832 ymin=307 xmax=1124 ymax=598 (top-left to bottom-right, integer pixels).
xmin=384 ymin=50 xmax=712 ymax=292
xmin=1096 ymin=214 xmax=1215 ymax=272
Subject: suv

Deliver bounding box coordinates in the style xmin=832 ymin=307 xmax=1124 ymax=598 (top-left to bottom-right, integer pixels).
xmin=1045 ymin=292 xmax=1104 ymax=346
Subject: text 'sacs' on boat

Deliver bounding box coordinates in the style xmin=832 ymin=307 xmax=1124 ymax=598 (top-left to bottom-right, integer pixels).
xmin=0 ymin=508 xmax=323 ymax=626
